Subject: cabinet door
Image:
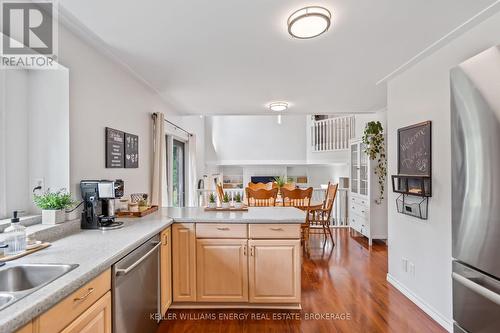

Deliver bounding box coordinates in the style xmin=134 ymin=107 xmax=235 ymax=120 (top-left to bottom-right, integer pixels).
xmin=160 ymin=227 xmax=172 ymax=315
xmin=196 ymin=239 xmax=248 ymax=302
xmin=60 ymin=292 xmax=112 ymax=333
xmin=248 ymin=240 xmax=300 ymax=303
xmin=350 ymin=143 xmax=359 ymax=194
xmin=173 ymin=223 xmax=196 ymax=302
xmin=360 ymin=142 xmax=369 ymax=196
xmin=15 ymin=322 xmax=32 ymax=333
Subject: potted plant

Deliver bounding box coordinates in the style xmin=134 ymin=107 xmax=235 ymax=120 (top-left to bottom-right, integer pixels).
xmin=234 ymin=193 xmax=243 ymax=209
xmin=222 ymin=193 xmax=230 ymax=209
xmin=208 ymin=193 xmax=217 ymax=209
xmin=33 ymin=189 xmax=76 ymax=224
xmin=362 ymin=121 xmax=387 ymax=204
xmin=274 ymin=176 xmax=286 ymax=189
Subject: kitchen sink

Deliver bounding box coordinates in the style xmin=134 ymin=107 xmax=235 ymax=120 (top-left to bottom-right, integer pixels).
xmin=0 ymin=263 xmax=78 ymax=310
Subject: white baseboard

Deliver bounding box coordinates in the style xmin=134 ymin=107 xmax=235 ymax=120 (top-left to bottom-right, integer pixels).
xmin=386 ymin=274 xmax=452 ymax=332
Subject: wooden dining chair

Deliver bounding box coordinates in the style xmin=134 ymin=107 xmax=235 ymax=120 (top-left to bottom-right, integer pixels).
xmin=246 ymin=188 xmax=278 ymax=207
xmin=304 ymin=183 xmax=339 ymax=245
xmin=281 ymin=187 xmax=313 ymax=208
xmin=247 ymin=182 xmax=275 ymax=190
xmin=216 ymin=183 xmax=225 ymax=204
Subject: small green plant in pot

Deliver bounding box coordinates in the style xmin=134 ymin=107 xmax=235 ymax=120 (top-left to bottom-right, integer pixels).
xmin=208 ymin=193 xmax=217 ymax=208
xmin=274 ymin=176 xmax=286 ymax=188
xmin=234 ymin=193 xmax=243 ymax=209
xmin=222 ymin=192 xmax=230 ymax=209
xmin=33 ymin=189 xmax=76 ymax=224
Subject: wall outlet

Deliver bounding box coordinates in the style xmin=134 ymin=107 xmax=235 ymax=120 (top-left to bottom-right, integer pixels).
xmin=402 ymin=257 xmax=408 ymax=272
xmin=409 ymin=262 xmax=415 ymax=277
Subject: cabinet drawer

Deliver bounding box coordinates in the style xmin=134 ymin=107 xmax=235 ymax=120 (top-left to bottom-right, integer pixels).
xmin=350 ymin=215 xmax=366 ymax=233
xmin=350 ymin=202 xmax=369 ymax=218
xmin=249 ymin=224 xmax=300 ymax=239
xmin=38 ymin=269 xmax=111 ymax=333
xmin=350 ymin=195 xmax=368 ymax=207
xmin=196 ymin=223 xmax=247 ymax=238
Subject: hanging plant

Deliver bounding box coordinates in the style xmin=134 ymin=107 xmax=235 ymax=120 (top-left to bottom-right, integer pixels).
xmin=362 ymin=121 xmax=387 ymax=204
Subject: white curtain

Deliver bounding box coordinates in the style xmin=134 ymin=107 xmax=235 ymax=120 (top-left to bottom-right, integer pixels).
xmin=151 ymin=112 xmax=165 ymax=206
xmin=187 ymin=134 xmax=197 ymax=207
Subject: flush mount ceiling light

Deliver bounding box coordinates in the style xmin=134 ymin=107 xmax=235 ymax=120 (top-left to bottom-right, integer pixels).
xmin=287 ymin=6 xmax=332 ymax=39
xmin=268 ymin=102 xmax=289 ymax=112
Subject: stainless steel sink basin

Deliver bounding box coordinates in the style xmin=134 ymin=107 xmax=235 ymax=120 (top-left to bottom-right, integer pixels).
xmin=0 ymin=264 xmax=76 ymax=292
xmin=0 ymin=263 xmax=78 ymax=310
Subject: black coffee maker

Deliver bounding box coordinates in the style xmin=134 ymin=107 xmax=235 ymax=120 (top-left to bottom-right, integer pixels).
xmin=80 ymin=179 xmax=124 ymax=230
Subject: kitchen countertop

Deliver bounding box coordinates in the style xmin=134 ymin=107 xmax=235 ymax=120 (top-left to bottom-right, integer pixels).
xmin=163 ymin=206 xmax=306 ymax=223
xmin=0 ymin=207 xmax=306 ymax=332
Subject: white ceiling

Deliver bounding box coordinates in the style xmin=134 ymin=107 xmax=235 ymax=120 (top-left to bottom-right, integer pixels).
xmin=60 ymin=0 xmax=497 ymax=115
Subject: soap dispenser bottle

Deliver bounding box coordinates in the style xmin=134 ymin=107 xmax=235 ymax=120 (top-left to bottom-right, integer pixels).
xmin=4 ymin=211 xmax=26 ymax=256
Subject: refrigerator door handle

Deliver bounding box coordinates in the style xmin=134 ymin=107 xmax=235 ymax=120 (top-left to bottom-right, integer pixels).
xmin=452 ymin=272 xmax=500 ymax=306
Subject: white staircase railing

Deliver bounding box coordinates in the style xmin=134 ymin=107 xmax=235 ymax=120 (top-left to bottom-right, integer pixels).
xmin=311 ymin=116 xmax=355 ymax=152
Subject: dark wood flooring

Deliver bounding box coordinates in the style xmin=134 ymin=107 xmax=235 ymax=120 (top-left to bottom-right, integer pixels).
xmin=157 ymin=229 xmax=446 ymax=333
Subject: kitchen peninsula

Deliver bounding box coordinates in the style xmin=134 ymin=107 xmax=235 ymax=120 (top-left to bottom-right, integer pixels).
xmin=0 ymin=207 xmax=305 ymax=333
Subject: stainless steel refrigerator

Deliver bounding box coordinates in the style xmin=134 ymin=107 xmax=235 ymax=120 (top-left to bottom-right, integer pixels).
xmin=451 ymin=45 xmax=500 ymax=333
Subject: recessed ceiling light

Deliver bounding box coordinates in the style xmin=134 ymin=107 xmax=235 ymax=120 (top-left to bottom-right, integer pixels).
xmin=287 ymin=6 xmax=332 ymax=39
xmin=268 ymin=102 xmax=289 ymax=112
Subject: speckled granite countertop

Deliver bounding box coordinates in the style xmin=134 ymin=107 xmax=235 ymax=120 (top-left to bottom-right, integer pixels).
xmin=162 ymin=207 xmax=306 ymax=223
xmin=0 ymin=207 xmax=305 ymax=332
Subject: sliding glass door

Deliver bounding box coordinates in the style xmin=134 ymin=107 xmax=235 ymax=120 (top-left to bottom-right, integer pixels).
xmin=172 ymin=139 xmax=185 ymax=207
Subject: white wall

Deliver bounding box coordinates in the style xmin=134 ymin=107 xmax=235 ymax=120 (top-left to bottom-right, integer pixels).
xmin=2 ymin=70 xmax=30 ymax=217
xmin=28 ymin=69 xmax=70 ymax=212
xmin=206 ymin=115 xmax=307 ymax=164
xmin=57 ymin=25 xmax=173 ymax=198
xmin=386 ymin=10 xmax=500 ymax=330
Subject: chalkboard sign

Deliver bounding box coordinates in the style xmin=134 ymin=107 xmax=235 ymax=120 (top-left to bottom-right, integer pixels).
xmin=124 ymin=133 xmax=139 ymax=168
xmin=106 ymin=127 xmax=125 ymax=168
xmin=397 ymin=121 xmax=432 ymax=176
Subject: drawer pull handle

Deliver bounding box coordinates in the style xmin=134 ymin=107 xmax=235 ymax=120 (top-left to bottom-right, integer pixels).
xmin=216 ymin=227 xmax=230 ymax=231
xmin=270 ymin=227 xmax=284 ymax=231
xmin=250 ymin=246 xmax=254 ymax=256
xmin=74 ymin=288 xmax=94 ymax=302
xmin=243 ymin=245 xmax=247 ymax=256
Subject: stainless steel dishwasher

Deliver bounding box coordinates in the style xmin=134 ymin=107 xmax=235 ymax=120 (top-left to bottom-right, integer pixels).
xmin=112 ymin=235 xmax=160 ymax=333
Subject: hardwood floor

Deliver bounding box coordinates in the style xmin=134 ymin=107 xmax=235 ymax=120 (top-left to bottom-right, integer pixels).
xmin=157 ymin=229 xmax=446 ymax=333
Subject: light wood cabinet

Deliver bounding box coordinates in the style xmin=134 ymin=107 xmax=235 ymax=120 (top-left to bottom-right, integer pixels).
xmin=248 ymin=239 xmax=301 ymax=303
xmin=172 ymin=223 xmax=301 ymax=307
xmin=172 ymin=223 xmax=196 ymax=302
xmin=15 ymin=322 xmax=32 ymax=333
xmin=37 ymin=269 xmax=111 ymax=333
xmin=196 ymin=239 xmax=248 ymax=302
xmin=160 ymin=227 xmax=172 ymax=315
xmin=60 ymin=292 xmax=112 ymax=333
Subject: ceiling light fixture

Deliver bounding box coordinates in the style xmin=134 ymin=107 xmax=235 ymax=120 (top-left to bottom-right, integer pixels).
xmin=268 ymin=102 xmax=289 ymax=112
xmin=287 ymin=6 xmax=331 ymax=39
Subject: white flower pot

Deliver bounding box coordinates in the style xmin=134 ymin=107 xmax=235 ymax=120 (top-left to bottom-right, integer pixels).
xmin=208 ymin=202 xmax=217 ymax=209
xmin=42 ymin=209 xmax=66 ymax=225
xmin=234 ymin=202 xmax=243 ymax=209
xmin=221 ymin=202 xmax=230 ymax=209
